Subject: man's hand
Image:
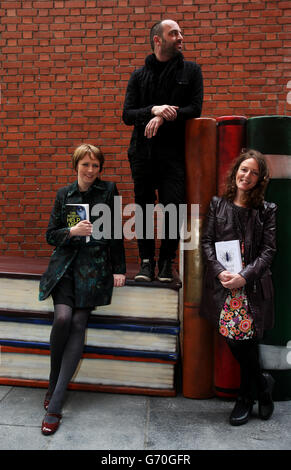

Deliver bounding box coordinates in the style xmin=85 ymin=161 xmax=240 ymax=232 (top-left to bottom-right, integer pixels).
xmin=144 ymin=116 xmax=164 ymax=139
xmin=113 ymin=274 xmax=126 ymax=287
xmin=152 ymin=104 xmax=179 ymax=121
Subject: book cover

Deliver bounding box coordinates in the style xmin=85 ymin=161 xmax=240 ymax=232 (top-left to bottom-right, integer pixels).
xmin=215 ymin=239 xmax=242 ymax=273
xmin=65 ymin=203 xmax=90 ymax=242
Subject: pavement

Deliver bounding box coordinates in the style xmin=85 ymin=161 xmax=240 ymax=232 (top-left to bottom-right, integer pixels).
xmin=1 ymin=382 xmax=291 ymax=453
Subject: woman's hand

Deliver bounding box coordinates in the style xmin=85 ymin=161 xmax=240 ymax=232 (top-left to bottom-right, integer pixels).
xmin=218 ymin=270 xmax=233 ymax=282
xmin=113 ymin=274 xmax=126 ymax=287
xmin=220 ymin=273 xmax=246 ymax=289
xmin=69 ymin=220 xmax=93 ymax=238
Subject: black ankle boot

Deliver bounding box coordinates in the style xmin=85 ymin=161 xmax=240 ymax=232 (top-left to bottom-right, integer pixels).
xmin=229 ymin=396 xmax=253 ymax=426
xmin=258 ymin=372 xmax=275 ymax=420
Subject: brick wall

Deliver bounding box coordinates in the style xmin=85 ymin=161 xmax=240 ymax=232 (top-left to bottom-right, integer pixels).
xmin=0 ymin=0 xmax=290 ymax=262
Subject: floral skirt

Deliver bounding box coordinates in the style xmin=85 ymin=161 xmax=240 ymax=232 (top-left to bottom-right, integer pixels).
xmin=219 ymin=286 xmax=255 ymax=340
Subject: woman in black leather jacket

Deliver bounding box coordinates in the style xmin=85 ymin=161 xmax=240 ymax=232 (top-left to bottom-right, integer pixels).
xmin=200 ymin=149 xmax=277 ymax=426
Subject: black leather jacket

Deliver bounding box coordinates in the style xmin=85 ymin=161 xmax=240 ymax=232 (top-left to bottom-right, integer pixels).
xmin=122 ymin=52 xmax=203 ymax=163
xmin=199 ymin=196 xmax=277 ymax=338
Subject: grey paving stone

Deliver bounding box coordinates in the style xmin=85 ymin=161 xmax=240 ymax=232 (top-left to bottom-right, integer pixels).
xmin=0 ymin=386 xmax=12 ymax=401
xmin=145 ymin=399 xmax=291 ymax=450
xmin=0 ymin=386 xmax=45 ymax=426
xmin=46 ymin=391 xmax=148 ymax=450
xmin=0 ymin=424 xmax=50 ymax=450
xmin=0 ymin=386 xmax=291 ymax=451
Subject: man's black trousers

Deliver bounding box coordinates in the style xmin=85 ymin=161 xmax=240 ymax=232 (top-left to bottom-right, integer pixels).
xmin=130 ymin=155 xmax=185 ymax=264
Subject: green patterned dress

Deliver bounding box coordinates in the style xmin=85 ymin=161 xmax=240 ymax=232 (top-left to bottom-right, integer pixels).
xmin=219 ymin=205 xmax=255 ymax=341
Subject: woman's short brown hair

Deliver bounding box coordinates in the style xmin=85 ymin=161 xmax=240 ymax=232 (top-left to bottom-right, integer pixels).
xmin=223 ymin=149 xmax=270 ymax=208
xmin=72 ymin=144 xmax=104 ymax=172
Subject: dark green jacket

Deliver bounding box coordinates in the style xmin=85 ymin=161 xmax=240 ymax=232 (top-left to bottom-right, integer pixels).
xmin=39 ymin=178 xmax=126 ymax=308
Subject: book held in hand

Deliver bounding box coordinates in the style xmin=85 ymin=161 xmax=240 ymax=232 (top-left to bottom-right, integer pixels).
xmin=215 ymin=239 xmax=242 ymax=273
xmin=66 ymin=203 xmax=90 ymax=242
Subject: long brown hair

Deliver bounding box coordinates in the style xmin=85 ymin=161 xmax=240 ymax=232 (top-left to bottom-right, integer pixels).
xmin=223 ymin=149 xmax=270 ymax=208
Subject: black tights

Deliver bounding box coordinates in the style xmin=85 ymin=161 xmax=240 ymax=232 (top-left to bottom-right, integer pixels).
xmin=226 ymin=338 xmax=266 ymax=400
xmin=46 ymin=304 xmax=90 ymax=422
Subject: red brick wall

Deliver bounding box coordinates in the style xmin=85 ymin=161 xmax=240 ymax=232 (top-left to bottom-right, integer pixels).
xmin=0 ymin=1 xmax=290 ymax=261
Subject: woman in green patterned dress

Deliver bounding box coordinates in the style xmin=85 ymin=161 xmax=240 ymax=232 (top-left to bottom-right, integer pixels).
xmin=39 ymin=144 xmax=126 ymax=435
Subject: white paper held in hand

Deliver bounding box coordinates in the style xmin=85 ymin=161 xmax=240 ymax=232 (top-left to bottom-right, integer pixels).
xmin=215 ymin=239 xmax=243 ymax=273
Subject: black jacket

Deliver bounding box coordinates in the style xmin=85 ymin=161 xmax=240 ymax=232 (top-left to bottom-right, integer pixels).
xmin=39 ymin=179 xmax=126 ymax=308
xmin=199 ymin=196 xmax=277 ymax=339
xmin=122 ymin=52 xmax=203 ymax=162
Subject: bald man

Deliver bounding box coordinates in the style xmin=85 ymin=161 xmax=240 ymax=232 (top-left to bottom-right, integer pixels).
xmin=123 ymin=19 xmax=203 ymax=282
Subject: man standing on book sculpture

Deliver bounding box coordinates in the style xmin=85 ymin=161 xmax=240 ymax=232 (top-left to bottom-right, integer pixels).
xmin=39 ymin=143 xmax=126 ymax=435
xmin=123 ymin=19 xmax=203 ymax=282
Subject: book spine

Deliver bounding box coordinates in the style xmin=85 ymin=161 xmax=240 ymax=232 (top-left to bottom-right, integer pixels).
xmin=0 ymin=309 xmax=180 ymax=326
xmin=0 ymin=343 xmax=177 ymax=364
xmin=0 ymin=315 xmax=180 ymax=335
xmin=0 ymin=377 xmax=177 ymax=396
xmin=183 ymin=117 xmax=216 ymax=399
xmin=214 ymin=115 xmax=246 ymax=397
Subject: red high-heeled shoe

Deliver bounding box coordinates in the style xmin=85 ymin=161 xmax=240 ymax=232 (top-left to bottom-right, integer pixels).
xmin=41 ymin=413 xmax=62 ymax=435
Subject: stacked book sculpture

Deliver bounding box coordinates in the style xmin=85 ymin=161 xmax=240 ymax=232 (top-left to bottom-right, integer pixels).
xmin=0 ymin=256 xmax=181 ymax=396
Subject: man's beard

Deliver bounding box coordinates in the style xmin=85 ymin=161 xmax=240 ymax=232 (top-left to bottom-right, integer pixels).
xmin=160 ymin=39 xmax=182 ymax=59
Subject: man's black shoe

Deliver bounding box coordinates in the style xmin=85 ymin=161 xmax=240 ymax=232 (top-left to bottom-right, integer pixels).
xmin=134 ymin=259 xmax=155 ymax=282
xmin=157 ymin=259 xmax=174 ymax=283
xmin=259 ymin=372 xmax=275 ymax=420
xmin=229 ymin=396 xmax=253 ymax=426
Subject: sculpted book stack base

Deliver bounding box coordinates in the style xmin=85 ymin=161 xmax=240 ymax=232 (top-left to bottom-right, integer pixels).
xmin=0 ymin=256 xmax=181 ymax=396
